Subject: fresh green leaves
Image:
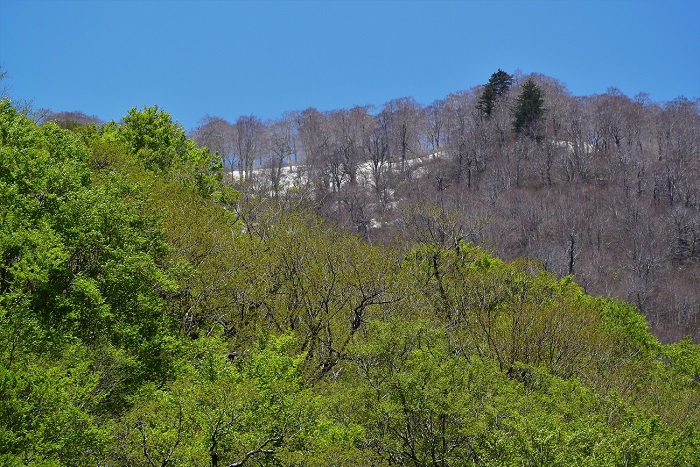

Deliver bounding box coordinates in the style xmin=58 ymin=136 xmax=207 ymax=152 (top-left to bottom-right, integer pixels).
xmin=336 ymin=319 xmax=700 ymax=465
xmin=0 ymin=99 xmax=184 ymax=461
xmin=114 ymin=334 xmax=347 ymax=466
xmin=103 ymin=105 xmax=223 ymax=195
xmin=0 ymin=345 xmax=110 ymax=466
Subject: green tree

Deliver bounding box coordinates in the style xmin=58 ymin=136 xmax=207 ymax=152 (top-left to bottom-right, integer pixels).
xmin=255 ymin=210 xmax=402 ymax=377
xmin=1 ymin=99 xmax=183 ymax=412
xmin=512 ymin=79 xmax=545 ymax=139
xmin=331 ymin=318 xmax=699 ymax=466
xmin=113 ymin=333 xmax=359 ymax=466
xmin=0 ymin=349 xmax=110 ymax=466
xmin=476 ymin=69 xmax=513 ymax=118
xmin=403 ymin=242 xmax=608 ymax=377
xmin=102 ymin=105 xmax=223 ymax=195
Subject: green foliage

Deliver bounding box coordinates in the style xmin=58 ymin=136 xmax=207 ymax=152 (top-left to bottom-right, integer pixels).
xmin=113 ymin=333 xmax=357 ymax=466
xmin=0 ymin=345 xmax=110 ymax=466
xmin=401 ymin=240 xmax=700 ymax=434
xmin=111 ymin=105 xmax=189 ymax=171
xmin=1 ymin=100 xmax=178 ymax=364
xmin=599 ymin=298 xmax=659 ymax=351
xmin=249 ymin=210 xmax=402 ymax=375
xmin=101 ymin=105 xmax=223 ymax=195
xmin=139 ymin=177 xmax=246 ymax=340
xmin=164 ymin=194 xmax=400 ymax=372
xmin=1 ymin=99 xmax=184 ymax=430
xmin=663 ymin=337 xmax=700 ymax=383
xmin=334 ymin=319 xmax=700 ymax=465
xmin=338 ymin=319 xmax=489 ymax=465
xmin=403 ymin=241 xmax=605 ymax=378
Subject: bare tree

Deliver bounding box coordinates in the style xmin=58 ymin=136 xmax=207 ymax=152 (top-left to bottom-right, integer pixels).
xmin=296 ymin=107 xmax=332 ymax=194
xmin=443 ymin=90 xmax=488 ymax=188
xmin=265 ymin=113 xmax=297 ymax=196
xmin=426 ymin=98 xmax=448 ymax=153
xmin=233 ymin=115 xmax=265 ymax=180
xmin=184 ymin=70 xmax=700 ymax=342
xmin=46 ymin=110 xmax=103 ymax=129
xmin=327 ymin=106 xmax=374 ymax=189
xmin=191 ymin=116 xmax=236 ymax=172
xmin=0 ymin=65 xmax=8 ymax=98
xmin=365 ymin=112 xmax=392 ymax=206
xmin=381 ymin=97 xmax=425 ymax=179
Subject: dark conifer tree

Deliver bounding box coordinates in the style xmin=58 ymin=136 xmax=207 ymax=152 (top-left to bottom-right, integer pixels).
xmin=512 ymin=79 xmax=545 ymax=139
xmin=489 ymin=69 xmax=514 ymax=96
xmin=477 ymin=69 xmax=513 ymax=117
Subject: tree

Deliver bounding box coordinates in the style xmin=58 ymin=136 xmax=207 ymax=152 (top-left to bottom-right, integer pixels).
xmin=105 ymin=105 xmax=222 ymax=195
xmin=0 ymin=347 xmax=110 ymax=466
xmin=426 ymin=98 xmax=449 ymax=153
xmin=232 ymin=115 xmax=265 ymax=181
xmin=265 ymin=113 xmax=297 ymax=196
xmin=365 ymin=110 xmax=392 ymax=205
xmin=254 ymin=211 xmax=401 ymax=376
xmin=113 ymin=105 xmax=187 ymax=171
xmin=477 ymin=69 xmax=513 ymax=118
xmin=0 ymin=100 xmax=198 ymax=402
xmin=295 ymin=107 xmax=331 ymax=194
xmin=46 ymin=110 xmax=103 ymax=130
xmin=334 ymin=317 xmax=697 ymax=466
xmin=445 ymin=90 xmax=483 ymax=187
xmin=0 ymin=99 xmax=186 ymax=463
xmin=109 ymin=105 xmax=217 ymax=174
xmin=113 ymin=334 xmax=360 ymax=467
xmin=190 ymin=115 xmax=236 ymax=172
xmin=513 ymin=79 xmax=545 ymax=139
xmin=381 ymin=97 xmax=424 ymax=179
xmin=0 ymin=65 xmax=8 ymax=98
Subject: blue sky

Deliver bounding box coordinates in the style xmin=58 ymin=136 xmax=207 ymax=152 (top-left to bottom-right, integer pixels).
xmin=1 ymin=0 xmax=698 ymax=130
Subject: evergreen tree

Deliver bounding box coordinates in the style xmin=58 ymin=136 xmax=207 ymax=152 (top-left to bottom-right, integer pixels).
xmin=512 ymin=79 xmax=545 ymax=138
xmin=477 ymin=68 xmax=513 ymax=117
xmin=489 ymin=68 xmax=514 ymax=96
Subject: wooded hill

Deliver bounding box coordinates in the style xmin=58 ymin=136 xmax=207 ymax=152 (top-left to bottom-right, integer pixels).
xmin=1 ymin=80 xmax=699 ymax=465
xmin=189 ymin=70 xmax=700 ymax=343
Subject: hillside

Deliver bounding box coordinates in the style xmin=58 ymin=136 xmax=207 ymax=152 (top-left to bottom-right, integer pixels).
xmin=191 ymin=71 xmax=700 ymax=343
xmin=1 ymin=95 xmax=700 ymax=465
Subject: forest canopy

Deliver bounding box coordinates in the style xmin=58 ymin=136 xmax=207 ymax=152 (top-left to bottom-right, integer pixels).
xmin=1 ymin=67 xmax=700 ymax=465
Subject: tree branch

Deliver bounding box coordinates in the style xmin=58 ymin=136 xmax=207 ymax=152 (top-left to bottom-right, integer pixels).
xmin=225 ymin=433 xmax=283 ymax=467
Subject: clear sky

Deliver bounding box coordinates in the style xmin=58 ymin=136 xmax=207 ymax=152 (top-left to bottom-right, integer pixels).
xmin=1 ymin=0 xmax=698 ymax=130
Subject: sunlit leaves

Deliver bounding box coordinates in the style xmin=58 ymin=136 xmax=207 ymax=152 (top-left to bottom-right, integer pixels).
xmin=114 ymin=334 xmax=333 ymax=466
xmin=0 ymin=346 xmax=110 ymax=466
xmin=336 ymin=319 xmax=699 ymax=465
xmin=104 ymin=105 xmax=223 ymax=195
